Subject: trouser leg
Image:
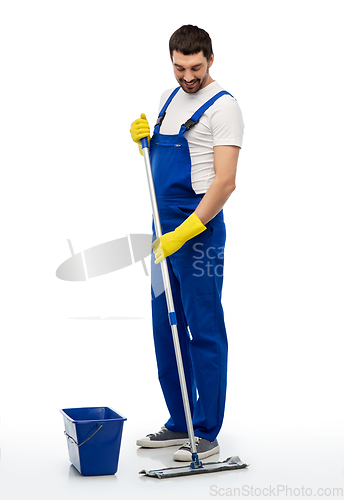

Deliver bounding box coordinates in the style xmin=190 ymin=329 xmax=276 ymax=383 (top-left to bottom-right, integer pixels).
xmin=151 ymin=251 xmax=197 ymax=432
xmin=169 ymin=213 xmax=227 ymax=442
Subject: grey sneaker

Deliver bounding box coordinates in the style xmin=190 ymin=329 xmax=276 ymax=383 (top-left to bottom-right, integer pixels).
xmin=173 ymin=437 xmax=220 ymax=461
xmin=136 ymin=426 xmax=189 ymax=448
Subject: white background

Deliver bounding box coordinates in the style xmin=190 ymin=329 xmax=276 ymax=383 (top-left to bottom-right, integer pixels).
xmin=1 ymin=0 xmax=343 ymax=498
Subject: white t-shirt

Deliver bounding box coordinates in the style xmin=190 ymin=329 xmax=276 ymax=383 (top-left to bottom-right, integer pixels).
xmin=157 ymin=81 xmax=244 ymax=194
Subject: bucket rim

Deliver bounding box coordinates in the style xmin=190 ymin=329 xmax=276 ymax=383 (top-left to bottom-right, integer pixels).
xmin=60 ymin=406 xmax=127 ymax=423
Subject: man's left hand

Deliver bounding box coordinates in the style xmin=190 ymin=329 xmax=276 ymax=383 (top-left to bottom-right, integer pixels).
xmin=151 ymin=212 xmax=206 ymax=264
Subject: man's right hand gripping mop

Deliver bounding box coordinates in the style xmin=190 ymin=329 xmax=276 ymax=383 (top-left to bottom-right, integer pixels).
xmin=139 ymin=136 xmax=248 ymax=479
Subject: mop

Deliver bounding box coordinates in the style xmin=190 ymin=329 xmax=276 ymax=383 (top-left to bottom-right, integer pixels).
xmin=139 ymin=137 xmax=248 ymax=478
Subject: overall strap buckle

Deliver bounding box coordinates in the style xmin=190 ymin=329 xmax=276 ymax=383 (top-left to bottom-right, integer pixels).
xmin=181 ymin=118 xmax=200 ymax=132
xmin=155 ymin=112 xmax=166 ymax=128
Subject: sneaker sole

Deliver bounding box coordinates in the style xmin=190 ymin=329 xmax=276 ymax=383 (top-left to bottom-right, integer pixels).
xmin=173 ymin=445 xmax=220 ymax=461
xmin=136 ymin=437 xmax=189 ymax=448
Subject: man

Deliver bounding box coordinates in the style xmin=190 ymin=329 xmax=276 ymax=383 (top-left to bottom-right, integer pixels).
xmin=130 ymin=25 xmax=244 ymax=461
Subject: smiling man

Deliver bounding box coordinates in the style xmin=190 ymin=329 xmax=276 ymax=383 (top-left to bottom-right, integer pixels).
xmin=130 ymin=25 xmax=244 ymax=462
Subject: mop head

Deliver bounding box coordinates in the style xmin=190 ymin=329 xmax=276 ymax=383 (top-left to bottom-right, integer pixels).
xmin=139 ymin=455 xmax=248 ymax=479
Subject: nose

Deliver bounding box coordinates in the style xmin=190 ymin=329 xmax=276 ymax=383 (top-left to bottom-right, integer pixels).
xmin=183 ymin=69 xmax=194 ymax=82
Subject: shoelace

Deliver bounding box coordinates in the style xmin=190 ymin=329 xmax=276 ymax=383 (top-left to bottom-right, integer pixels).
xmin=182 ymin=436 xmax=201 ymax=449
xmin=149 ymin=426 xmax=168 ymax=437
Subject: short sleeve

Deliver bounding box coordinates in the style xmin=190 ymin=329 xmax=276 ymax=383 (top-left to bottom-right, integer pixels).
xmin=210 ymin=97 xmax=244 ymax=148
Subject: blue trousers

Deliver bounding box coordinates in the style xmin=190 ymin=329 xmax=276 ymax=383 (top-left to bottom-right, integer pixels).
xmin=151 ymin=202 xmax=228 ymax=442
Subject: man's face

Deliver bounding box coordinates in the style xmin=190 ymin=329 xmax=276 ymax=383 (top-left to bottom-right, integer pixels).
xmin=172 ymin=50 xmax=214 ymax=94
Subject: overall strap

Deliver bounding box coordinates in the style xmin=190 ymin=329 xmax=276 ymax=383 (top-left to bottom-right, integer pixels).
xmin=154 ymin=87 xmax=180 ymax=133
xmin=179 ymin=90 xmax=235 ymax=134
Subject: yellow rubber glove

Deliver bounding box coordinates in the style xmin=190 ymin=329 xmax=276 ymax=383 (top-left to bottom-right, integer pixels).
xmin=130 ymin=113 xmax=150 ymax=156
xmin=152 ymin=212 xmax=206 ymax=264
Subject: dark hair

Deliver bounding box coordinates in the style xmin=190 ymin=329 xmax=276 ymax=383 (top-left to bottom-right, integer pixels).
xmin=169 ymin=25 xmax=213 ymax=61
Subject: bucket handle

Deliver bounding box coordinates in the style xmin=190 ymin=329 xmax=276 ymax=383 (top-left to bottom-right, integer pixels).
xmin=64 ymin=424 xmax=103 ymax=447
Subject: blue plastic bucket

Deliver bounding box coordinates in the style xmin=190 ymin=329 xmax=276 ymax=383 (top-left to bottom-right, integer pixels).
xmin=60 ymin=406 xmax=126 ymax=476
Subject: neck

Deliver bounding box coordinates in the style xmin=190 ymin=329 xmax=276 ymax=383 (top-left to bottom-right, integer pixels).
xmin=199 ymin=74 xmax=214 ymax=91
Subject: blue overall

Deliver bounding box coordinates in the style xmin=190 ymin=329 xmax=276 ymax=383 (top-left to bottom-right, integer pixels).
xmin=150 ymin=88 xmax=232 ymax=442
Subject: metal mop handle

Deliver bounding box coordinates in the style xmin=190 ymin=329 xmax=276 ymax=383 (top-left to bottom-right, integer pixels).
xmin=141 ymin=137 xmax=200 ymax=465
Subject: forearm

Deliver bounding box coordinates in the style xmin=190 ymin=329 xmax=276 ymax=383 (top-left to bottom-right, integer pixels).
xmin=194 ymin=177 xmax=236 ymax=225
xmin=195 ymin=145 xmax=239 ymax=225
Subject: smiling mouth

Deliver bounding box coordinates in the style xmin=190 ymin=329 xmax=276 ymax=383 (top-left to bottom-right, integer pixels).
xmin=178 ymin=78 xmax=201 ymax=93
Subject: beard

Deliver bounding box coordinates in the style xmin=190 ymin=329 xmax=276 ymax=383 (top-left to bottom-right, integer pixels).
xmin=177 ymin=67 xmax=210 ymax=94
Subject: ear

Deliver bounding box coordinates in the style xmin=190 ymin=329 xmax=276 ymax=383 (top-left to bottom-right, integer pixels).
xmin=208 ymin=53 xmax=214 ymax=68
